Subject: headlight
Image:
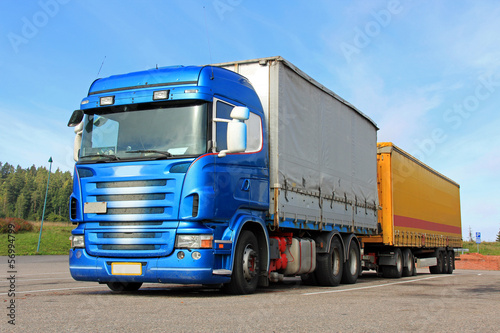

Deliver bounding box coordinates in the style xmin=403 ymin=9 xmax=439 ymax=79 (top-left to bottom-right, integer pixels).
xmin=70 ymin=235 xmax=85 ymax=248
xmin=175 ymin=235 xmax=213 ymax=249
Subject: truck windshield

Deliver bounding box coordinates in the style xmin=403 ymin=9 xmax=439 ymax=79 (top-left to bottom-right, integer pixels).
xmin=79 ymin=102 xmax=208 ymax=161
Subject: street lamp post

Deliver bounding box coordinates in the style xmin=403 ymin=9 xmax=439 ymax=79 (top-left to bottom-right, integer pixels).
xmin=37 ymin=157 xmax=53 ymax=253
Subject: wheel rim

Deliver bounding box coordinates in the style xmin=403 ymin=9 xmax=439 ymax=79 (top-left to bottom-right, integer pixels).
xmin=349 ymin=248 xmax=358 ymax=275
xmin=242 ymin=245 xmax=258 ymax=282
xmin=332 ymin=248 xmax=341 ymax=276
xmin=396 ymin=252 xmax=402 ymax=272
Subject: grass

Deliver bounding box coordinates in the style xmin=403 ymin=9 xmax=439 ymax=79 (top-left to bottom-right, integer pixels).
xmin=461 ymin=241 xmax=500 ymax=256
xmin=2 ymin=221 xmax=500 ymax=256
xmin=0 ymin=222 xmax=74 ymax=256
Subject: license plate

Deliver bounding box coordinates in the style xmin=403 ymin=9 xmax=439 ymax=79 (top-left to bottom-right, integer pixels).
xmin=111 ymin=262 xmax=142 ymax=276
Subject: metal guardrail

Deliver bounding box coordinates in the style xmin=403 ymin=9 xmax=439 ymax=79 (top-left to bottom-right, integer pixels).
xmin=454 ymin=248 xmax=469 ymax=255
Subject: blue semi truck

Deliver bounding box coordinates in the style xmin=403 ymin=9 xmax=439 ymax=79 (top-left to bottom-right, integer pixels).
xmin=67 ymin=57 xmax=382 ymax=294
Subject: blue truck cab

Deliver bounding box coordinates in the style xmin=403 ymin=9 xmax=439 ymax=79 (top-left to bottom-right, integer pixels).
xmin=68 ymin=65 xmax=270 ymax=294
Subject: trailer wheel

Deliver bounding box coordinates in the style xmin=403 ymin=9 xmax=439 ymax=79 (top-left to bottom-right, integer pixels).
xmin=430 ymin=250 xmax=444 ymax=274
xmin=382 ymin=248 xmax=403 ymax=278
xmin=445 ymin=250 xmax=454 ymax=274
xmin=402 ymin=249 xmax=415 ymax=277
xmin=222 ymin=231 xmax=260 ymax=295
xmin=341 ymin=240 xmax=360 ymax=284
xmin=106 ymin=282 xmax=142 ymax=292
xmin=316 ymin=237 xmax=344 ymax=286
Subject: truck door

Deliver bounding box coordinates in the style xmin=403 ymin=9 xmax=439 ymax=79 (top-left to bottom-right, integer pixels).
xmin=212 ymin=99 xmax=268 ymax=219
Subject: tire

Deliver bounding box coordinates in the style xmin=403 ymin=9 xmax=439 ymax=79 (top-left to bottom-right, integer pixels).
xmin=382 ymin=248 xmax=403 ymax=278
xmin=222 ymin=231 xmax=260 ymax=295
xmin=402 ymin=249 xmax=415 ymax=277
xmin=107 ymin=282 xmax=143 ymax=292
xmin=341 ymin=240 xmax=360 ymax=284
xmin=446 ymin=250 xmax=454 ymax=274
xmin=316 ymin=237 xmax=344 ymax=287
xmin=429 ymin=250 xmax=444 ymax=274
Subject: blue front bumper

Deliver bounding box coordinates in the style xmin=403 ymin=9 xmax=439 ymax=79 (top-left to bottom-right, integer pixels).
xmin=69 ymin=248 xmax=231 ymax=285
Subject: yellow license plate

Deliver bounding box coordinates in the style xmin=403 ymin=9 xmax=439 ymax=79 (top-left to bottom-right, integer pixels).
xmin=111 ymin=262 xmax=142 ymax=276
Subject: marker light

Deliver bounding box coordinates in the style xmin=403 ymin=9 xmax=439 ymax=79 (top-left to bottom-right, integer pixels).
xmin=153 ymin=90 xmax=169 ymax=100
xmin=100 ymin=96 xmax=115 ymax=106
xmin=184 ymin=89 xmax=198 ymax=94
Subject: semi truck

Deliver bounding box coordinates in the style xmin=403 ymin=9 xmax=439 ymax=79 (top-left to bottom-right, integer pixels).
xmin=67 ymin=56 xmax=462 ymax=294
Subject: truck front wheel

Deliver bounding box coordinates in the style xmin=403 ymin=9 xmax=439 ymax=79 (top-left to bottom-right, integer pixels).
xmin=106 ymin=282 xmax=142 ymax=292
xmin=316 ymin=237 xmax=344 ymax=286
xmin=223 ymin=230 xmax=260 ymax=295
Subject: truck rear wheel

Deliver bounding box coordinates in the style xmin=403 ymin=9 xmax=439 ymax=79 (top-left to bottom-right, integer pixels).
xmin=382 ymin=248 xmax=403 ymax=278
xmin=106 ymin=282 xmax=142 ymax=292
xmin=341 ymin=240 xmax=360 ymax=284
xmin=316 ymin=237 xmax=344 ymax=286
xmin=402 ymin=249 xmax=415 ymax=277
xmin=222 ymin=230 xmax=260 ymax=295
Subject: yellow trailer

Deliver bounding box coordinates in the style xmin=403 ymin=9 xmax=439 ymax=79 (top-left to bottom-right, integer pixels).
xmin=361 ymin=142 xmax=462 ymax=277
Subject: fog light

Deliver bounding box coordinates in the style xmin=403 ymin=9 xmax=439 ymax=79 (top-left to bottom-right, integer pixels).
xmin=75 ymin=250 xmax=82 ymax=259
xmin=177 ymin=251 xmax=185 ymax=260
xmin=192 ymin=251 xmax=201 ymax=260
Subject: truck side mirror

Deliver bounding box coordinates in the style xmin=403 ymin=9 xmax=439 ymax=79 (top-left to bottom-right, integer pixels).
xmin=68 ymin=110 xmax=84 ymax=127
xmin=218 ymin=107 xmax=250 ymax=158
xmin=73 ymin=122 xmax=83 ymax=162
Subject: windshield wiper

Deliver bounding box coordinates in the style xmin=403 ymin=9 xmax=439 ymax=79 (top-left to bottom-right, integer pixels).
xmin=80 ymin=154 xmax=120 ymax=161
xmin=125 ymin=150 xmax=173 ymax=157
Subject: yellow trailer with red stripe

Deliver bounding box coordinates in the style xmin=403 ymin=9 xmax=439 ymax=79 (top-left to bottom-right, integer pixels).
xmin=361 ymin=142 xmax=462 ymax=277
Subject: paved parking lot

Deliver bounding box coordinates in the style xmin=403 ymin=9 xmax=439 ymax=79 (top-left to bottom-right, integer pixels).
xmin=1 ymin=255 xmax=499 ymax=332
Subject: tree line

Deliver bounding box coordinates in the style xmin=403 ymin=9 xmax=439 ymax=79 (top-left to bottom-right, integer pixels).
xmin=0 ymin=162 xmax=72 ymax=222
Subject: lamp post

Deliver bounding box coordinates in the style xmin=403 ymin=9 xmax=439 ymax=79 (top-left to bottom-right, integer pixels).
xmin=37 ymin=157 xmax=53 ymax=253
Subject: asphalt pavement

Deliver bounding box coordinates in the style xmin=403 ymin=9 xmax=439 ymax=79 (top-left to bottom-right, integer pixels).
xmin=1 ymin=255 xmax=499 ymax=332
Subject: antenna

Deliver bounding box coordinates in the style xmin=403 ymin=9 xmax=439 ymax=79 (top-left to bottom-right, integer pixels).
xmin=96 ymin=56 xmax=107 ymax=78
xmin=203 ymin=6 xmax=214 ymax=79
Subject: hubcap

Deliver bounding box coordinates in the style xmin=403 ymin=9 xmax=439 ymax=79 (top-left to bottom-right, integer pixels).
xmin=242 ymin=245 xmax=258 ymax=282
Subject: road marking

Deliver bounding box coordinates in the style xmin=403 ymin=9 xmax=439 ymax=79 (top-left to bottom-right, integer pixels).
xmin=302 ymin=275 xmax=452 ymax=296
xmin=0 ymin=285 xmax=109 ymax=296
xmin=1 ymin=272 xmax=69 ymax=277
xmin=0 ymin=277 xmax=74 ymax=284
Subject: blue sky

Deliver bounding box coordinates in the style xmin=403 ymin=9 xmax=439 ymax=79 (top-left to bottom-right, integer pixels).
xmin=1 ymin=0 xmax=499 ymax=241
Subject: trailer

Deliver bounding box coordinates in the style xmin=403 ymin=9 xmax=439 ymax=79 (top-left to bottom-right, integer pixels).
xmin=361 ymin=142 xmax=462 ymax=276
xmin=67 ymin=57 xmax=461 ymax=294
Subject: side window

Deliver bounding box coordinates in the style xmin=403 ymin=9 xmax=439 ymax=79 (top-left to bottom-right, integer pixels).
xmin=215 ymin=101 xmax=233 ymax=152
xmin=214 ymin=99 xmax=263 ymax=153
xmin=246 ymin=112 xmax=262 ymax=152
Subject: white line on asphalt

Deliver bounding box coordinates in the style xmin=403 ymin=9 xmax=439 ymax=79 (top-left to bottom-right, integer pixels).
xmin=0 ymin=277 xmax=75 ymax=284
xmin=0 ymin=285 xmax=109 ymax=296
xmin=302 ymin=275 xmax=452 ymax=296
xmin=2 ymin=272 xmax=69 ymax=277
